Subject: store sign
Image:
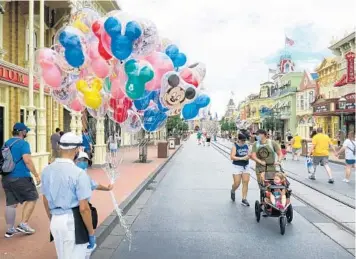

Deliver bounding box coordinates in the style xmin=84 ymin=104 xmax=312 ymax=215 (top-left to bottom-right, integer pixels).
xmin=335 ymin=52 xmax=355 ymax=87
xmin=339 ymin=93 xmax=356 ymax=110
xmin=313 ymin=104 xmax=330 ymax=113
xmin=0 ymin=65 xmax=28 ymax=87
xmin=346 ymin=52 xmax=355 ymax=84
xmin=0 ymin=64 xmax=43 ymax=91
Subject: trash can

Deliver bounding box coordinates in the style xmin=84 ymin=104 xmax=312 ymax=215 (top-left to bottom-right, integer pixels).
xmin=175 ymin=137 xmax=180 ymax=146
xmin=168 ymin=138 xmax=175 ymax=149
xmin=157 ymin=141 xmax=168 ymax=158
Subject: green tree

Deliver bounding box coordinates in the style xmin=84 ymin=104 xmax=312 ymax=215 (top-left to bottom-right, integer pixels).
xmin=166 ymin=115 xmax=189 ymax=135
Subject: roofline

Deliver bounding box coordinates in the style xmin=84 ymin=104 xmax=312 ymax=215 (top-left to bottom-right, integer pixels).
xmin=328 ymin=32 xmax=355 ymax=50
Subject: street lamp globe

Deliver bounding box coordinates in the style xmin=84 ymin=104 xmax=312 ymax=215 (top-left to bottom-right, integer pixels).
xmin=338 ymin=97 xmax=347 ymax=110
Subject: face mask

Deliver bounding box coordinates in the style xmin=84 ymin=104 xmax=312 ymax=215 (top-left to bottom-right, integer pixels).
xmin=76 ymin=161 xmax=88 ymax=170
xmin=256 ymin=136 xmax=261 ymax=141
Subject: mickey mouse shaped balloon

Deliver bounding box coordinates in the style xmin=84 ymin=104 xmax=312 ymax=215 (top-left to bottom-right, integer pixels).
xmin=143 ymin=107 xmax=168 ymax=132
xmin=160 ymin=72 xmax=196 ymax=110
xmin=182 ymin=94 xmax=211 ymax=120
xmin=109 ymin=96 xmax=133 ymax=123
xmin=76 ymin=78 xmax=103 ymax=109
xmin=180 ymin=62 xmax=206 ymax=88
xmin=165 ymin=45 xmax=187 ymax=69
xmin=124 ymin=59 xmax=154 ymax=100
xmin=92 ymin=18 xmax=113 ymax=60
xmin=58 ymin=27 xmax=86 ymax=69
xmin=104 ymin=16 xmax=142 ymax=60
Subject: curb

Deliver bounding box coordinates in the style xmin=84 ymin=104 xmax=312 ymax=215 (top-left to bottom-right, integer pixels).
xmin=94 ymin=144 xmax=183 ymax=246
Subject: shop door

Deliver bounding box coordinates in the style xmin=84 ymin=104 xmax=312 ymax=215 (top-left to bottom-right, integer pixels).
xmin=0 ymin=107 xmax=4 ymax=147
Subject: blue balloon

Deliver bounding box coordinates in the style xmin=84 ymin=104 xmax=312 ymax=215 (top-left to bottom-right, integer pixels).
xmin=134 ymin=91 xmax=157 ymax=111
xmin=59 ymin=30 xmax=85 ymax=68
xmin=165 ymin=44 xmax=187 ymax=68
xmin=143 ymin=107 xmax=168 ymax=132
xmin=182 ymin=94 xmax=210 ymax=120
xmin=104 ymin=17 xmax=142 ymax=60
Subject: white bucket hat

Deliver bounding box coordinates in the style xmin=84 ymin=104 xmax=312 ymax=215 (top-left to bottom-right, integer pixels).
xmin=59 ymin=132 xmax=83 ymax=150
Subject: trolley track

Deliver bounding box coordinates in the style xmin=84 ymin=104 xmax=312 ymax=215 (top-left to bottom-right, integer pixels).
xmin=211 ymin=140 xmax=356 ymax=235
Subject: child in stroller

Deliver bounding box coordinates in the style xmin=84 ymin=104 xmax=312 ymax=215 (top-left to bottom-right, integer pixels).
xmin=260 ymin=170 xmax=290 ymax=212
xmin=265 ymin=173 xmax=287 ymax=209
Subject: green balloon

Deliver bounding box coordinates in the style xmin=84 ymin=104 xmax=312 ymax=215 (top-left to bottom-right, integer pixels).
xmin=124 ymin=60 xmax=154 ymax=100
xmin=104 ymin=77 xmax=112 ymax=92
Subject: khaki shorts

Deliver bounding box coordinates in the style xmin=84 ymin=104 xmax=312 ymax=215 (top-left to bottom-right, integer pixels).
xmin=313 ymin=156 xmax=328 ymax=166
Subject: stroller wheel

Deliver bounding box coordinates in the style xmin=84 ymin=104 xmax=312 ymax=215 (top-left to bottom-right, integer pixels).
xmin=255 ymin=201 xmax=261 ymax=223
xmin=286 ymin=204 xmax=293 ymax=223
xmin=279 ymin=216 xmax=287 ymax=235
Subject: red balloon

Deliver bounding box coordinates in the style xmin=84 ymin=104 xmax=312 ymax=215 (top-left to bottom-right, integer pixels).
xmin=123 ymin=97 xmax=132 ymax=109
xmin=113 ymin=107 xmax=128 ymax=123
xmin=109 ymin=97 xmax=131 ymax=123
xmin=92 ymin=20 xmax=112 ymax=61
xmin=180 ymin=68 xmax=198 ymax=87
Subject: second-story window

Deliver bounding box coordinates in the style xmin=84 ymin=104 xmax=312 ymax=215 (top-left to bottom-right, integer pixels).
xmin=25 ymin=25 xmax=38 ymax=61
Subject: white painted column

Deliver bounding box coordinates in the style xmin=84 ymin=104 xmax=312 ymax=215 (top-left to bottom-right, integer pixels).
xmin=37 ymin=0 xmax=47 ymax=156
xmin=26 ymin=0 xmax=37 ymax=151
xmin=94 ymin=117 xmax=106 ymax=165
xmin=70 ymin=112 xmax=77 ymax=134
xmin=76 ymin=112 xmax=83 ymax=135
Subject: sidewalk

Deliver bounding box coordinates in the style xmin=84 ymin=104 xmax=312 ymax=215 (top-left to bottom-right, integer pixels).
xmin=0 ymin=144 xmax=180 ymax=259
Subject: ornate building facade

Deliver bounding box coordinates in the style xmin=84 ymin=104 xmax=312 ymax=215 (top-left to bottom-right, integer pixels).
xmin=0 ymin=0 xmax=120 ymax=172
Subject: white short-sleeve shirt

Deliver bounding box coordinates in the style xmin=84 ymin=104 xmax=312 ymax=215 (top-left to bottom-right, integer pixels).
xmin=343 ymin=139 xmax=356 ymax=160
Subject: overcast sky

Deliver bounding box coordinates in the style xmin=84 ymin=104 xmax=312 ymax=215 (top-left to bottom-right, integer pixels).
xmin=120 ymin=0 xmax=355 ymax=117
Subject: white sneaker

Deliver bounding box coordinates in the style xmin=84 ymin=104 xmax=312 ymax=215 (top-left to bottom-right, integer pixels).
xmin=344 ymin=179 xmax=350 ymax=183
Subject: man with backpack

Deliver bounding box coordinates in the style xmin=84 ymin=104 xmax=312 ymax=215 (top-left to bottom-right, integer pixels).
xmin=1 ymin=123 xmax=40 ymax=238
xmin=251 ymin=129 xmax=283 ymax=184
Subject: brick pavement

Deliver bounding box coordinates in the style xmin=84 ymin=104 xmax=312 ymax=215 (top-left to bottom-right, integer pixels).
xmin=0 ymin=145 xmax=178 ymax=259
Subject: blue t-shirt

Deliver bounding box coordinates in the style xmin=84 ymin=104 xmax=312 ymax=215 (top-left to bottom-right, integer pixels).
xmin=232 ymin=143 xmax=249 ymax=166
xmin=4 ymin=137 xmax=31 ymax=177
xmin=82 ymin=134 xmax=92 ymax=151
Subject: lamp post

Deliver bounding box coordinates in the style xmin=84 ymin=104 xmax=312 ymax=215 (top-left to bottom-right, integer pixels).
xmin=338 ymin=97 xmax=347 ymax=139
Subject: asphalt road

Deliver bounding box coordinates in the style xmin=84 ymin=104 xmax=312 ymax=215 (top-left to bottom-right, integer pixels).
xmin=96 ymin=138 xmax=353 ymax=259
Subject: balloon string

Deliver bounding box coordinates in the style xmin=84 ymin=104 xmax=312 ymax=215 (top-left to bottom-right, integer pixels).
xmin=107 ymin=178 xmax=132 ymax=251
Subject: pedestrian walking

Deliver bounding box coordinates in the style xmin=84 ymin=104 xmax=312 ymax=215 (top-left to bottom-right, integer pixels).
xmin=308 ymin=127 xmax=337 ymax=183
xmin=107 ymin=133 xmax=119 ymax=155
xmin=291 ymin=133 xmax=302 ymax=161
xmin=82 ymin=129 xmax=93 ymax=166
xmin=197 ymin=130 xmax=202 ymax=145
xmin=1 ymin=122 xmax=40 ymax=238
xmin=206 ymin=133 xmax=211 ymax=146
xmin=336 ymin=131 xmax=355 ymax=183
xmin=251 ymin=129 xmax=283 ymax=184
xmin=41 ymin=133 xmax=95 ymax=259
xmin=50 ymin=128 xmax=61 ymax=163
xmin=230 ymin=134 xmax=251 ymax=206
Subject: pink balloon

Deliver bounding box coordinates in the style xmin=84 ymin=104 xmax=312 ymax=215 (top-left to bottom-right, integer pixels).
xmin=89 ymin=41 xmax=111 ymax=78
xmin=70 ymin=98 xmax=84 ymax=112
xmin=40 ymin=59 xmax=62 ymax=89
xmin=92 ymin=58 xmax=110 ymax=78
xmin=144 ymin=52 xmax=174 ymax=91
xmin=111 ymin=77 xmax=125 ymax=99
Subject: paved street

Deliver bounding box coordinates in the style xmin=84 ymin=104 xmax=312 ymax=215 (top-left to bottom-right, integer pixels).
xmin=94 ymin=138 xmax=354 ymax=259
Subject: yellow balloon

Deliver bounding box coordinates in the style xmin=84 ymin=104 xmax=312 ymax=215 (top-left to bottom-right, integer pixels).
xmin=76 ymin=79 xmax=102 ymax=109
xmin=72 ymin=14 xmax=90 ymax=33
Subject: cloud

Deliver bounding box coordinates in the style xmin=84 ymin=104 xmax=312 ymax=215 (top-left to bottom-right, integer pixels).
xmin=120 ymin=0 xmax=355 ymax=117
